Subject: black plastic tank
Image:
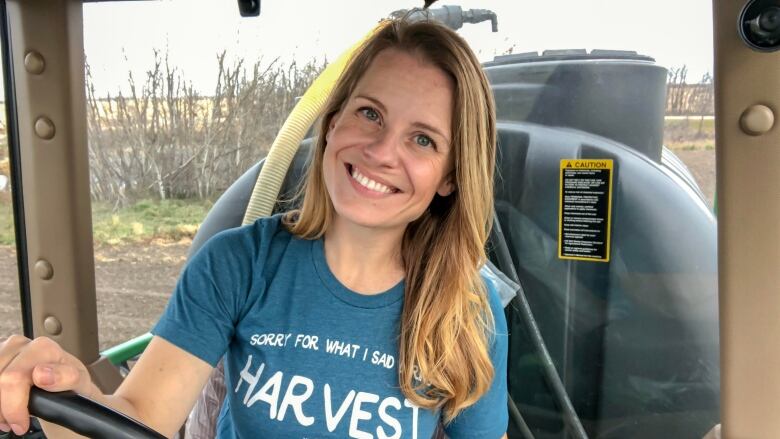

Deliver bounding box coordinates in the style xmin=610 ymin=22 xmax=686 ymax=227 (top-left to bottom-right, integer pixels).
xmin=484 ymin=50 xmax=668 ymax=163
xmin=485 ymin=51 xmax=720 ymax=438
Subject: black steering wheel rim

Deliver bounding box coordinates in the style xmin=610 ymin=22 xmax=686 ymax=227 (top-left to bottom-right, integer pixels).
xmin=28 ymin=387 xmax=166 ymax=439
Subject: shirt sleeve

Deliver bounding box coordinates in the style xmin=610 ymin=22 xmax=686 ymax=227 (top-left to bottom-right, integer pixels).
xmin=443 ymin=277 xmax=509 ymax=439
xmin=151 ymin=224 xmax=260 ymax=367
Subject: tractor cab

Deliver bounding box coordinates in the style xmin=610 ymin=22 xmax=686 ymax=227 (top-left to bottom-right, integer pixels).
xmin=0 ymin=1 xmax=777 ymax=438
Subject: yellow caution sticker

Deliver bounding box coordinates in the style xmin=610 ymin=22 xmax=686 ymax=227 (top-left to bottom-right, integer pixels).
xmin=558 ymin=159 xmax=614 ymax=262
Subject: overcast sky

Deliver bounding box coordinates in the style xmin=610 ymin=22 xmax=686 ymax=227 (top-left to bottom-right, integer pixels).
xmin=76 ymin=0 xmax=714 ymax=96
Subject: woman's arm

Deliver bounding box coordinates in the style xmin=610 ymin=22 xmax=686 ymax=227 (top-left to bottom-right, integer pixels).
xmin=88 ymin=336 xmax=214 ymax=438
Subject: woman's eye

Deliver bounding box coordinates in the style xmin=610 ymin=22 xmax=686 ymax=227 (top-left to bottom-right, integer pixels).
xmin=359 ymin=107 xmax=380 ymax=122
xmin=415 ymin=134 xmax=434 ymax=148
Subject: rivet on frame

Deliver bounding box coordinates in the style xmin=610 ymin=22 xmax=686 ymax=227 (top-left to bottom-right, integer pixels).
xmin=43 ymin=316 xmax=63 ymax=336
xmin=24 ymin=51 xmax=45 ymax=75
xmin=34 ymin=259 xmax=54 ymax=280
xmin=740 ymin=104 xmax=775 ymax=136
xmin=34 ymin=117 xmax=55 ymax=140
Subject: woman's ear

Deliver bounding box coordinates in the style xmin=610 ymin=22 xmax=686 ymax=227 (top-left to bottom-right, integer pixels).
xmin=437 ymin=172 xmax=455 ymax=197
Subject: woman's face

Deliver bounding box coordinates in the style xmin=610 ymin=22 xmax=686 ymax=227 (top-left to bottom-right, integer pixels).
xmin=322 ymin=48 xmax=455 ymax=233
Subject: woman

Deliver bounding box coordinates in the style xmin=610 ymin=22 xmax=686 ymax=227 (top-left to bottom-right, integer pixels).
xmin=0 ymin=18 xmax=507 ymax=439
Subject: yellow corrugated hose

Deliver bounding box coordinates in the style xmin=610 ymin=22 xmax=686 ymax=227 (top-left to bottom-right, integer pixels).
xmin=242 ymin=22 xmax=387 ymax=226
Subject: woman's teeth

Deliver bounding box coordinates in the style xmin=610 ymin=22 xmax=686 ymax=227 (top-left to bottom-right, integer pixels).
xmin=350 ymin=166 xmax=394 ymax=194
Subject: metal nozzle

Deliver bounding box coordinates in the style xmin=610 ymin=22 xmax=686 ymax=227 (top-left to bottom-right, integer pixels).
xmin=391 ymin=5 xmax=498 ymax=32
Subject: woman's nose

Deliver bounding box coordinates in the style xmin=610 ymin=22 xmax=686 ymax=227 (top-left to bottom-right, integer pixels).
xmin=363 ymin=131 xmax=401 ymax=167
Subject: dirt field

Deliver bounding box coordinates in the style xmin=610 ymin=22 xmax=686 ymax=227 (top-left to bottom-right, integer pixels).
xmin=674 ymin=149 xmax=716 ymax=209
xmin=1 ymin=241 xmax=189 ymax=351
xmin=0 ymin=149 xmax=716 ymax=351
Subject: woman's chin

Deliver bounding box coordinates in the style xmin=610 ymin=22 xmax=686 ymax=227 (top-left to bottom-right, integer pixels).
xmin=332 ymin=208 xmax=407 ymax=232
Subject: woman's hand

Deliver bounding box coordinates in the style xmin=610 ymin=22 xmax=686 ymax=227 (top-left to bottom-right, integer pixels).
xmin=0 ymin=335 xmax=99 ymax=436
xmin=1 ymin=334 xmax=216 ymax=438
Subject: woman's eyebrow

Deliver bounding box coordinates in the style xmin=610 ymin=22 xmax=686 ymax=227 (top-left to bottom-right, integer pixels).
xmin=355 ymin=94 xmax=387 ymax=113
xmin=411 ymin=121 xmax=450 ymax=145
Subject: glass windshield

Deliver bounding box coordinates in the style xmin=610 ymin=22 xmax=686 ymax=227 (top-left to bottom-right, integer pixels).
xmin=83 ymin=1 xmax=718 ymax=437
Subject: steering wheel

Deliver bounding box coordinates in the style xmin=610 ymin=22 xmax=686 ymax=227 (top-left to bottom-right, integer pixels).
xmin=27 ymin=387 xmax=166 ymax=439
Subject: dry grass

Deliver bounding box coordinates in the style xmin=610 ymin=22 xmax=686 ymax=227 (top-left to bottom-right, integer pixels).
xmin=664 ymin=117 xmax=715 ymax=151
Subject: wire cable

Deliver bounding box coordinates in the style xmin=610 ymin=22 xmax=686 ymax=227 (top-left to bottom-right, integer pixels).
xmin=490 ymin=215 xmax=588 ymax=439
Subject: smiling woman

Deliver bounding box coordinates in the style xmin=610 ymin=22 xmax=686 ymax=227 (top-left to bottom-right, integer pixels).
xmin=286 ymin=19 xmax=501 ymax=428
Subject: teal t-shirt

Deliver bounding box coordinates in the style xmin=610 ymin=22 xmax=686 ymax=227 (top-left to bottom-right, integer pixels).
xmin=152 ymin=214 xmax=508 ymax=438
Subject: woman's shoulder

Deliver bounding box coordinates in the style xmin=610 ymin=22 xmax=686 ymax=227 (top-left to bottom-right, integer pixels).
xmin=211 ymin=213 xmax=289 ymax=243
xmin=195 ymin=213 xmax=294 ymax=263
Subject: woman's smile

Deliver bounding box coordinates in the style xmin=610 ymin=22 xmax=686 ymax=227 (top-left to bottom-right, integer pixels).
xmin=346 ymin=164 xmax=400 ymax=196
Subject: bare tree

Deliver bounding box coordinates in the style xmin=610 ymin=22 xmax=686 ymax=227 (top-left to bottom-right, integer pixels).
xmin=666 ymin=65 xmax=714 ymax=116
xmin=694 ymin=72 xmax=714 ymax=136
xmin=86 ymin=50 xmax=325 ymax=205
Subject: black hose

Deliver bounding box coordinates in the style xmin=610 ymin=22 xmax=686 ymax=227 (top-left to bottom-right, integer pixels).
xmin=490 ymin=215 xmax=589 ymax=439
xmin=508 ymin=396 xmax=535 ymax=439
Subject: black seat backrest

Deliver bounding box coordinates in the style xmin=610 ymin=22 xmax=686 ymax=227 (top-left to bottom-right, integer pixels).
xmin=189 ymin=140 xmax=314 ymax=258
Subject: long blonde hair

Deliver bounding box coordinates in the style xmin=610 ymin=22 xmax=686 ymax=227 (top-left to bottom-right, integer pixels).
xmin=284 ymin=19 xmax=496 ymax=421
